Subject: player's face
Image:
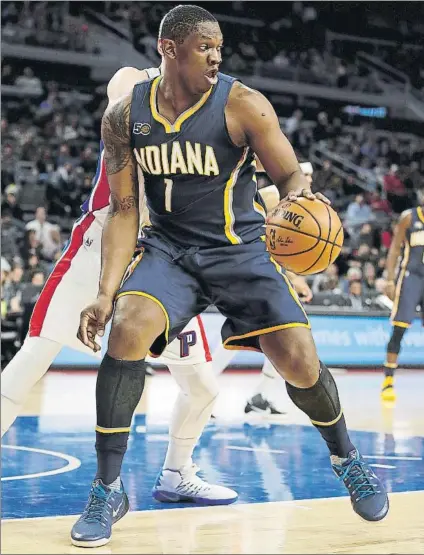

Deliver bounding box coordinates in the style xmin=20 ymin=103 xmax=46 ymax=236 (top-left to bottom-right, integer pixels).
xmin=177 ymin=22 xmax=223 ymax=94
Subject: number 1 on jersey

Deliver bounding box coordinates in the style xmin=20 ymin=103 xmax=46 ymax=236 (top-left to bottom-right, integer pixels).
xmin=164 ymin=178 xmax=173 ymax=212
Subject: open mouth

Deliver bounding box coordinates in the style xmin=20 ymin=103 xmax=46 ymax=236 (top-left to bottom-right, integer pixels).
xmin=205 ymin=69 xmax=219 ymax=83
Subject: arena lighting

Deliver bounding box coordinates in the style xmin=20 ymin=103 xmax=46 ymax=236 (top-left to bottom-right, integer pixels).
xmin=342 ymin=105 xmax=387 ymax=118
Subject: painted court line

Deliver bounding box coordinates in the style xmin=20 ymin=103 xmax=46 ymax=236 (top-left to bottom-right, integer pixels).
xmin=1 ymin=445 xmax=81 ymax=481
xmin=226 ymin=445 xmax=286 ymax=454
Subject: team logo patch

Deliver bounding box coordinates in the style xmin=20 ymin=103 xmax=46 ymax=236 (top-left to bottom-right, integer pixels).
xmin=133 ymin=122 xmax=151 ymax=135
xmin=414 ymin=221 xmax=423 ymax=229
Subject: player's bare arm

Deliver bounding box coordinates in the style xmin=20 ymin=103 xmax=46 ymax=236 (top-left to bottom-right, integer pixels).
xmin=226 ymin=82 xmax=329 ymax=206
xmin=78 ymin=93 xmax=140 ymax=351
xmin=385 ymin=210 xmax=412 ymax=300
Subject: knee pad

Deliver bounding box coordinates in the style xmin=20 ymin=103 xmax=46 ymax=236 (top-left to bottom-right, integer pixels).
xmin=168 ymin=362 xmax=219 ymax=406
xmin=387 ymin=326 xmax=406 ymax=355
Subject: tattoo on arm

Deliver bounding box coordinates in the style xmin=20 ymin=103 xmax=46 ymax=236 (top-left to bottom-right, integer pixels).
xmin=101 ymin=97 xmax=132 ymax=175
xmin=108 ymin=166 xmax=139 ymax=217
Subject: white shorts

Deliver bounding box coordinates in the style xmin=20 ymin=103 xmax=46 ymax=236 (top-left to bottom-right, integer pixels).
xmin=29 ymin=212 xmax=211 ymax=366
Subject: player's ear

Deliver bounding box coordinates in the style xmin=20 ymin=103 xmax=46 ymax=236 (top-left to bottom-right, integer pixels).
xmin=160 ymin=38 xmax=177 ymax=60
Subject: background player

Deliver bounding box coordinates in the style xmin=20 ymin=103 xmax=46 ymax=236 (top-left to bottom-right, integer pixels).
xmin=73 ymin=5 xmax=388 ymax=547
xmin=212 ymin=161 xmax=314 ymax=416
xmin=382 ymin=189 xmax=424 ymax=402
xmin=1 ymin=65 xmax=237 ymax=507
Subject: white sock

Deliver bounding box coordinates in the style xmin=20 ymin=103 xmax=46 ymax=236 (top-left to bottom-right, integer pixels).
xmin=164 ymin=362 xmax=219 ymax=471
xmin=1 ymin=336 xmax=62 ymax=437
xmin=253 ymin=358 xmax=281 ymax=400
xmin=212 ymin=342 xmax=235 ymax=376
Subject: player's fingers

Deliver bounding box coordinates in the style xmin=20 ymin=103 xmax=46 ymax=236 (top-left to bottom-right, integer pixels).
xmin=78 ymin=313 xmax=91 ymax=347
xmin=301 ymin=188 xmax=316 ymax=200
xmin=303 ymin=290 xmax=313 ymax=303
xmin=315 ymin=192 xmax=331 ymax=205
xmin=87 ymin=322 xmax=101 ymax=352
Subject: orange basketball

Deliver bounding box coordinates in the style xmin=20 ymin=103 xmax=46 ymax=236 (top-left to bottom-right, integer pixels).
xmin=265 ymin=198 xmax=344 ymax=275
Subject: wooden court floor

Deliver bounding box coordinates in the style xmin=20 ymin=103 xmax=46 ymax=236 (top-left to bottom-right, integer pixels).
xmin=2 ymin=369 xmax=424 ymax=554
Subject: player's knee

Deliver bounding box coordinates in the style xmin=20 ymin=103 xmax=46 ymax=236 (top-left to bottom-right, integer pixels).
xmin=109 ymin=296 xmax=166 ymax=358
xmin=260 ymin=328 xmax=319 ymax=388
xmin=387 ymin=326 xmax=407 ymax=355
xmin=170 ymin=363 xmax=219 ymax=406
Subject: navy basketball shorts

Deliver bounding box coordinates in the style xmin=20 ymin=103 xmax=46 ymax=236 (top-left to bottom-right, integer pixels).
xmin=117 ymin=231 xmax=310 ymax=356
xmin=391 ymin=270 xmax=424 ymax=328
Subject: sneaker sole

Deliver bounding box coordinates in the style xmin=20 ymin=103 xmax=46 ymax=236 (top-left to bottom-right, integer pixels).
xmin=152 ymin=489 xmax=238 ymax=506
xmin=71 ymin=536 xmax=111 ymax=548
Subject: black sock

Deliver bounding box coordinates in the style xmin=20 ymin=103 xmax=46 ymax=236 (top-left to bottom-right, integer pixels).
xmin=95 ymin=354 xmax=146 ymax=484
xmin=286 ymin=362 xmax=354 ymax=458
xmin=383 ymin=364 xmax=396 ymax=378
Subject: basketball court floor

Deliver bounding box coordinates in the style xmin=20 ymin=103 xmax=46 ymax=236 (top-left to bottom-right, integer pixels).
xmin=2 ymin=367 xmax=424 ymax=553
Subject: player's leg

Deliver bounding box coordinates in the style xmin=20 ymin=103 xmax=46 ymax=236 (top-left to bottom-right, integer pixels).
xmin=212 ymin=340 xmax=236 ymax=375
xmin=2 ymin=215 xmax=102 ymax=437
xmin=71 ymin=242 xmax=207 ymax=547
xmin=151 ymin=316 xmax=237 ymax=504
xmin=245 ymin=357 xmax=286 ymax=415
xmin=1 ymin=336 xmax=62 ymax=436
xmin=208 ymin=241 xmax=388 ymax=522
xmin=382 ymin=272 xmax=421 ymax=401
xmin=381 ymin=325 xmax=407 ymax=401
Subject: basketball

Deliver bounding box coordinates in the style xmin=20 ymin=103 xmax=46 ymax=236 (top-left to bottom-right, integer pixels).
xmin=265 ymin=198 xmax=344 ymax=275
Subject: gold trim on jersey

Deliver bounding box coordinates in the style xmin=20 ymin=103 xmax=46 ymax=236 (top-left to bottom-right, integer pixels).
xmin=115 ymin=291 xmax=170 ymax=346
xmin=223 ymin=322 xmax=311 ymax=352
xmin=390 ymin=240 xmax=410 ymax=322
xmin=251 ymin=159 xmax=267 ymax=219
xmin=149 ymin=76 xmax=212 ymax=134
xmin=224 ymin=148 xmax=249 ymax=244
xmin=417 ymin=206 xmax=424 ymax=224
xmin=269 ymin=255 xmax=310 ymax=324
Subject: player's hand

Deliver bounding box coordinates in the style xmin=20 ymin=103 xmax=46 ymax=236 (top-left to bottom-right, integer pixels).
xmin=285 ymin=189 xmax=331 ymax=205
xmin=289 ymin=274 xmax=313 ymax=303
xmin=77 ymin=295 xmax=114 ymax=353
xmin=384 ymin=280 xmax=396 ymax=301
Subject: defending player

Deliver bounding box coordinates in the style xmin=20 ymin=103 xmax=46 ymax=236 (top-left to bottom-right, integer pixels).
xmin=73 ymin=5 xmax=388 ymax=546
xmin=382 ymin=194 xmax=424 ymax=401
xmin=1 ymin=66 xmax=237 ymax=507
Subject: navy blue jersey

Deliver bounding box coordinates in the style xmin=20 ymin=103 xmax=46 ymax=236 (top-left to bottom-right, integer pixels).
xmin=402 ymin=207 xmax=424 ymax=277
xmin=129 ymin=73 xmax=266 ymax=247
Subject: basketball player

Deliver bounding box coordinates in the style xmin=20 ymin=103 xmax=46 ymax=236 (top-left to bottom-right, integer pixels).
xmin=381 ymin=192 xmax=424 ymax=401
xmin=212 ymin=162 xmax=314 ymax=416
xmin=72 ymin=5 xmax=388 ymax=546
xmin=1 ymin=66 xmax=238 ymax=507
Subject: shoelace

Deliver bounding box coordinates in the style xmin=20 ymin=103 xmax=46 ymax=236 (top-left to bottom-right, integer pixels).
xmin=82 ymin=490 xmax=110 ymax=524
xmin=336 ymin=459 xmax=379 ymax=501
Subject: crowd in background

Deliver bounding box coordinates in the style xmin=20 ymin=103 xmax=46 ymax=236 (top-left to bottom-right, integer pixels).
xmin=1 ymin=1 xmax=424 ymax=365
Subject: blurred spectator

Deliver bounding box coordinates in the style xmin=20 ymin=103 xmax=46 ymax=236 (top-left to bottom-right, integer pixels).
xmin=383 ymin=164 xmax=408 ymax=213
xmin=25 ymin=206 xmax=61 ymax=261
xmin=312 ymin=263 xmax=341 ymax=294
xmin=362 ymin=262 xmax=377 ymax=293
xmin=15 ymin=67 xmax=43 ymax=95
xmin=341 ymin=267 xmax=362 ymax=294
xmin=345 ymin=280 xmax=364 ymax=310
xmin=1 ymin=184 xmax=23 ymax=220
xmin=344 ymin=195 xmax=375 ymax=239
xmin=1 ymin=208 xmax=23 ymax=260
